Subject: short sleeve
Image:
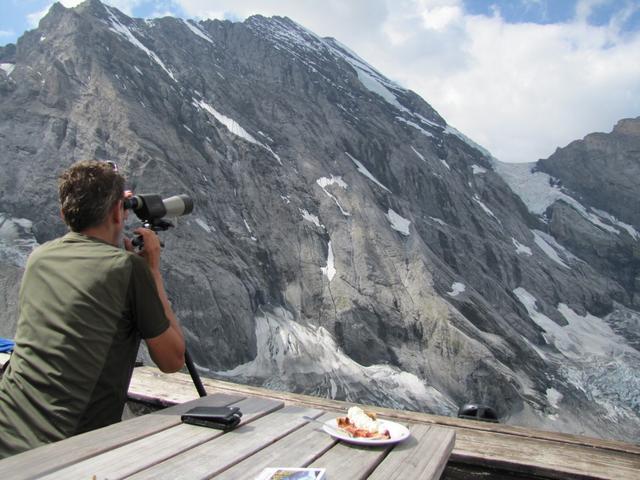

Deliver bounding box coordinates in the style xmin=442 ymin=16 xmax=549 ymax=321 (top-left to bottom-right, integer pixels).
xmin=127 ymin=255 xmax=170 ymax=339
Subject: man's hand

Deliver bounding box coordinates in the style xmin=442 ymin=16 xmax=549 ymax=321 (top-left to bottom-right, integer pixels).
xmin=133 ymin=228 xmax=162 ymax=272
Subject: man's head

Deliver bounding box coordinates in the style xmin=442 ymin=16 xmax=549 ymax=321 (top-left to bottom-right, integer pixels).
xmin=58 ymin=161 xmax=125 ymax=233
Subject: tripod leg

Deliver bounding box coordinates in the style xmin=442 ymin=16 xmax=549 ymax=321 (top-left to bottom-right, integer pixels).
xmin=185 ymin=349 xmax=207 ymax=397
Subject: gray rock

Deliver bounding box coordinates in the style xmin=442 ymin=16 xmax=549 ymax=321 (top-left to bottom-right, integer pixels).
xmin=538 ymin=117 xmax=640 ymax=229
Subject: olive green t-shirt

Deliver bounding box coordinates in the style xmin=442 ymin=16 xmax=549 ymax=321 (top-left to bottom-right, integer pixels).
xmin=0 ymin=232 xmax=169 ymax=458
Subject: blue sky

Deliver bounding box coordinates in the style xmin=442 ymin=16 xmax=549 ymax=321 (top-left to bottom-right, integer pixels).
xmin=1 ymin=0 xmax=639 ymax=163
xmin=466 ymin=0 xmax=640 ymax=31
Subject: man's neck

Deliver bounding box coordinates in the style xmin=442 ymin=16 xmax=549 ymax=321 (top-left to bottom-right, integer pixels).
xmin=79 ymin=225 xmax=119 ymax=246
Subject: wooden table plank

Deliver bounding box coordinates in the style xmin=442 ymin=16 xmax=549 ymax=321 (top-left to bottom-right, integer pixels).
xmin=126 ymin=405 xmax=325 ymax=480
xmin=309 ymin=437 xmax=393 ymax=479
xmin=36 ymin=396 xmax=282 ymax=480
xmin=367 ymin=424 xmax=455 ymax=480
xmin=454 ymin=428 xmax=640 ymax=480
xmin=0 ymin=392 xmax=244 ymax=480
xmin=215 ymin=412 xmax=338 ymax=480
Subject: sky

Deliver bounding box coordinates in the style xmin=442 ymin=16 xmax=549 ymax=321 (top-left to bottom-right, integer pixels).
xmin=1 ymin=0 xmax=639 ymax=163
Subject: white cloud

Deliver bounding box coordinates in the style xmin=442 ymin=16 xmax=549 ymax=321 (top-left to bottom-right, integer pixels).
xmin=0 ymin=30 xmax=14 ymax=38
xmin=420 ymin=4 xmax=462 ymax=30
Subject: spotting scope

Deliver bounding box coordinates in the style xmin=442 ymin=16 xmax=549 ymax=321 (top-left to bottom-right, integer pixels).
xmin=124 ymin=193 xmax=194 ymax=247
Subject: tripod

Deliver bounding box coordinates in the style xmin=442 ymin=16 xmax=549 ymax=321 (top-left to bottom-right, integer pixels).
xmin=185 ymin=349 xmax=207 ymax=397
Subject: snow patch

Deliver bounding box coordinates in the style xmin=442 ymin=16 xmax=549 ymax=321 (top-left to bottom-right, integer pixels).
xmin=472 ymin=164 xmax=487 ymax=175
xmin=473 ymin=195 xmax=500 ymax=222
xmin=182 ymin=19 xmax=214 ymax=43
xmin=410 ymin=146 xmax=426 ymax=162
xmin=514 ymin=288 xmax=638 ymax=362
xmin=495 ymin=161 xmax=623 ymax=237
xmin=591 ymin=208 xmax=639 ymax=240
xmin=193 ymin=98 xmax=282 ymax=164
xmin=546 ymin=388 xmax=563 ymax=409
xmin=386 ymin=208 xmax=410 ymax=236
xmin=195 ymin=218 xmax=213 ymax=233
xmin=327 ymin=38 xmax=406 ymax=111
xmin=357 ymin=69 xmax=403 ymax=108
xmin=0 ymin=213 xmax=38 ymax=267
xmin=321 ymin=241 xmax=336 ymax=281
xmin=243 ymin=218 xmax=257 ymax=241
xmin=300 ymin=209 xmax=324 ymax=229
xmin=106 ymin=6 xmax=176 ymax=82
xmin=316 ymin=175 xmax=350 ymax=216
xmin=531 ymin=230 xmax=570 ymax=268
xmin=396 ymin=116 xmax=433 ymax=137
xmin=345 ymin=152 xmax=391 ymax=193
xmin=0 ymin=64 xmax=15 ymax=76
xmin=447 ymin=282 xmax=466 ymax=297
xmin=512 ymin=237 xmax=532 ymax=256
xmin=440 ymin=160 xmax=451 ymax=170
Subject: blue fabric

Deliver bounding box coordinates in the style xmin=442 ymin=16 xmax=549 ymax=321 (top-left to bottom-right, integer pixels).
xmin=0 ymin=338 xmax=15 ymax=353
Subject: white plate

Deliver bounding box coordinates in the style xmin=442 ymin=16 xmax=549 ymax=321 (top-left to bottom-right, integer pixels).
xmin=322 ymin=418 xmax=410 ymax=446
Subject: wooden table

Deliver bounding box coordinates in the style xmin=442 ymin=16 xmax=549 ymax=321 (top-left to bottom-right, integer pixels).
xmin=0 ymin=392 xmax=455 ymax=479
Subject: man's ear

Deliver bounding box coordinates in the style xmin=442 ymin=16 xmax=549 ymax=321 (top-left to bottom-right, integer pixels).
xmin=111 ymin=200 xmax=124 ymax=225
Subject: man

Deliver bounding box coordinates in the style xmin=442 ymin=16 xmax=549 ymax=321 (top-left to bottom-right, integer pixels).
xmin=0 ymin=161 xmax=185 ymax=458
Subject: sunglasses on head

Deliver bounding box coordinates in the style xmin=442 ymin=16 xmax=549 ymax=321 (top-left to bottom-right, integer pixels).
xmin=105 ymin=160 xmax=119 ymax=172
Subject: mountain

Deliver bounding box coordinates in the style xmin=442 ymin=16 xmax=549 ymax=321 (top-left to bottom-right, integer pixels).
xmin=0 ymin=0 xmax=638 ymax=442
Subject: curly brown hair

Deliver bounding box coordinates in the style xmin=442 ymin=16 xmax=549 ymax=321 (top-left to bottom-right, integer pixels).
xmin=58 ymin=161 xmax=125 ymax=232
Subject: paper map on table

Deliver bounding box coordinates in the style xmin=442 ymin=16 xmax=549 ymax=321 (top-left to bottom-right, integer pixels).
xmin=255 ymin=467 xmax=326 ymax=480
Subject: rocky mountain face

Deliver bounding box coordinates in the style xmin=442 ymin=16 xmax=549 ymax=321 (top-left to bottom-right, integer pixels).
xmin=535 ymin=118 xmax=640 ymax=298
xmin=0 ymin=0 xmax=638 ymax=442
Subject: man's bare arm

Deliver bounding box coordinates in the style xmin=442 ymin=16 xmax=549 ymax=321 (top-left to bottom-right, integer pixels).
xmin=129 ymin=228 xmax=185 ymax=373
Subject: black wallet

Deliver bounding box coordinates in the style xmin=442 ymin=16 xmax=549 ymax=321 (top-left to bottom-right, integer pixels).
xmin=181 ymin=406 xmax=242 ymax=430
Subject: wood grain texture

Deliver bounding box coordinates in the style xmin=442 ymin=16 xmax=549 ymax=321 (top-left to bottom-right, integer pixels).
xmin=309 ymin=438 xmax=393 ymax=479
xmin=215 ymin=412 xmax=338 ymax=480
xmin=453 ymin=428 xmax=640 ymax=480
xmin=126 ymin=405 xmax=324 ymax=480
xmin=35 ymin=397 xmax=282 ymax=480
xmin=0 ymin=392 xmax=244 ymax=480
xmin=367 ymin=424 xmax=456 ymax=480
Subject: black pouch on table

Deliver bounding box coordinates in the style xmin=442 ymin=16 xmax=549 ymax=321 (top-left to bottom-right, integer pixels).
xmin=181 ymin=406 xmax=242 ymax=431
